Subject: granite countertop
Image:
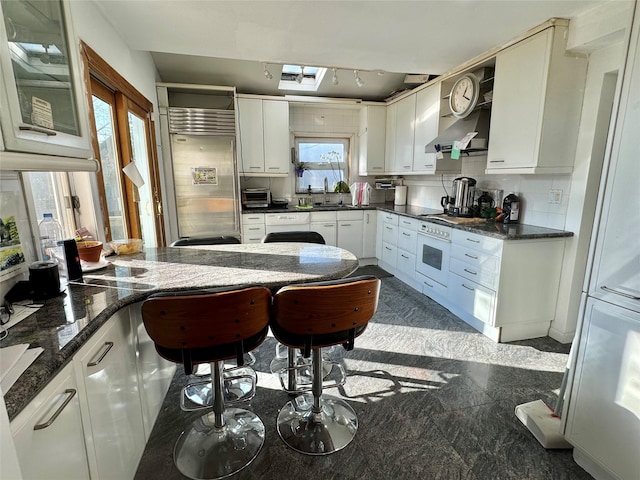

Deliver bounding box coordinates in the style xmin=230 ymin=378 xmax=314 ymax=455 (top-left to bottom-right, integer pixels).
xmin=1 ymin=243 xmax=358 ymax=421
xmin=245 ymin=203 xmax=573 ymax=240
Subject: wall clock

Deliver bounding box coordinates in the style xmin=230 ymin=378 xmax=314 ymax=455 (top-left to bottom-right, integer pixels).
xmin=449 ymin=73 xmax=480 ymax=118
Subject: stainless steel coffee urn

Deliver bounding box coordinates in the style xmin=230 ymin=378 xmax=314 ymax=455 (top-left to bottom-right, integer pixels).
xmin=449 ymin=177 xmax=477 ymax=217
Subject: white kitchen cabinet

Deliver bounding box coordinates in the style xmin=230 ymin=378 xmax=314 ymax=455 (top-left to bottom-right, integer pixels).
xmin=0 ymin=0 xmax=93 ymax=160
xmin=337 ymin=210 xmax=363 ymax=258
xmin=237 ymin=97 xmax=289 ymax=175
xmin=412 ymin=82 xmax=462 ymax=174
xmin=311 ymin=210 xmax=338 ymax=246
xmin=358 ymin=106 xmax=386 ymax=175
xmin=129 ymin=305 xmax=176 ymax=439
xmin=376 ymin=213 xmax=420 ymax=287
xmin=11 ymin=362 xmax=90 ymax=480
xmin=486 ymin=24 xmax=587 ymax=174
xmin=242 ymin=212 xmax=266 ymax=243
xmin=362 ymin=210 xmax=377 ymax=258
xmin=375 ymin=211 xmax=385 ymax=260
xmin=265 ymin=212 xmax=310 ymax=234
xmin=565 ymin=298 xmax=640 ymax=480
xmin=74 ymin=310 xmax=146 ymax=480
xmin=384 ymin=102 xmax=397 ymax=172
xmin=390 ymin=94 xmax=416 ymax=174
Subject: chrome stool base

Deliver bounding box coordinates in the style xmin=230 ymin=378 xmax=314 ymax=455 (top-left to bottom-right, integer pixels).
xmin=174 ymin=407 xmax=265 ymax=480
xmin=276 ymin=393 xmax=358 ymax=455
xmin=183 ymin=367 xmax=258 ymax=411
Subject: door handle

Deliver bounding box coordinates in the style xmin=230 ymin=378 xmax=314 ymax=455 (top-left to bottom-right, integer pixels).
xmin=465 ymin=253 xmax=478 ymax=259
xmin=33 ymin=389 xmax=76 ymax=430
xmin=601 ymin=285 xmax=640 ymax=300
xmin=19 ymin=124 xmax=57 ymax=136
xmin=463 ymin=268 xmax=477 ymax=275
xmin=462 ymin=284 xmax=475 ymax=291
xmin=87 ymin=341 xmax=114 ymax=367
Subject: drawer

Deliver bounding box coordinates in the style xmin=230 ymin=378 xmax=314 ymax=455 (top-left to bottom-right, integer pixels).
xmin=382 ymin=223 xmax=398 ymax=245
xmin=397 ymin=250 xmax=416 ymax=277
xmin=381 ymin=242 xmax=397 ymax=268
xmin=397 ymin=227 xmax=418 ymax=254
xmin=417 ymin=272 xmax=448 ymax=300
xmin=452 ymin=229 xmax=502 ymax=256
xmin=265 ymin=212 xmax=310 ymax=225
xmin=450 ymin=257 xmax=498 ymax=290
xmin=242 ymin=213 xmax=265 ymax=225
xmin=310 ymin=211 xmax=337 ymax=222
xmin=243 ymin=224 xmax=265 ymax=235
xmin=381 ymin=212 xmax=399 ymax=226
xmin=450 ymin=245 xmax=500 ymax=275
xmin=398 ymin=216 xmax=419 ymax=230
xmin=449 ymin=273 xmax=496 ymax=325
xmin=243 ymin=234 xmax=264 ymax=244
xmin=337 ymin=210 xmax=364 ymax=221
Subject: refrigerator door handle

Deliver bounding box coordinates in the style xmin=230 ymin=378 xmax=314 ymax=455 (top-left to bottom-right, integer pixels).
xmin=601 ymin=285 xmax=640 ymax=300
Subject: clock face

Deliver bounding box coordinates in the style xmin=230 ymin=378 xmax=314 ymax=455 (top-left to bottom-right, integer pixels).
xmin=449 ymin=74 xmax=479 ymax=118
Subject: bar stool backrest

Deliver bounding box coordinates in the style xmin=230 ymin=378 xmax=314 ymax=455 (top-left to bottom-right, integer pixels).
xmin=170 ymin=235 xmax=241 ymax=246
xmin=262 ymin=231 xmax=325 ymax=244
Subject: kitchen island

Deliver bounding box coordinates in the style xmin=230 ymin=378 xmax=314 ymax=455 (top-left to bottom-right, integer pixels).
xmin=1 ymin=243 xmax=359 ymax=421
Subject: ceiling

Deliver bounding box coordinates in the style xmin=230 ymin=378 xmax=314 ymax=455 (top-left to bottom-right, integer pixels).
xmin=92 ymin=0 xmax=609 ymax=101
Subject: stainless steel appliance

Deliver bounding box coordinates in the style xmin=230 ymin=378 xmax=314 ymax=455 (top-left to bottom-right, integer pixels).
xmin=168 ymin=108 xmax=240 ymax=238
xmin=449 ymin=177 xmax=477 ymax=217
xmin=242 ymin=188 xmax=270 ymax=209
xmin=416 ymin=222 xmax=451 ymax=287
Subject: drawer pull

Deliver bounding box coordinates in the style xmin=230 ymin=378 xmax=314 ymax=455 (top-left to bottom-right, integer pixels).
xmin=601 ymin=285 xmax=640 ymax=300
xmin=248 ymin=166 xmax=261 ymax=169
xmin=464 ymin=253 xmax=478 ymax=259
xmin=402 ymin=232 xmax=411 ymax=236
xmin=341 ymin=223 xmax=352 ymax=227
xmin=248 ymin=227 xmax=260 ymax=231
xmin=33 ymin=389 xmax=76 ymax=430
xmin=386 ymin=226 xmax=393 ymax=231
xmin=424 ymin=281 xmax=434 ymax=288
xmin=463 ymin=268 xmax=477 ymax=275
xmin=466 ymin=238 xmax=480 ymax=244
xmin=267 ymin=167 xmax=281 ymax=170
xmin=324 ymin=224 xmax=335 ymax=227
xmin=489 ymin=159 xmax=505 ymax=163
xmin=385 ymin=246 xmax=392 ymax=251
xmin=401 ymin=254 xmax=409 ymax=259
xmin=88 ymin=341 xmax=114 ymax=367
xmin=424 ymin=164 xmax=434 ymax=168
xmin=462 ymin=284 xmax=475 ymax=291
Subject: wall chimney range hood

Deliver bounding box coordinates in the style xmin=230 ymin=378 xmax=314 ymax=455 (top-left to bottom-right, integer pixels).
xmin=425 ymin=109 xmax=490 ymax=156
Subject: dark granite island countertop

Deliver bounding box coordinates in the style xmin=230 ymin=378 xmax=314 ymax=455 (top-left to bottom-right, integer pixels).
xmin=1 ymin=243 xmax=358 ymax=420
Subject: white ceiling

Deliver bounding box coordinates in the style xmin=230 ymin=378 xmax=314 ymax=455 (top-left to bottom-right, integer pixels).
xmin=93 ymin=0 xmax=609 ymax=101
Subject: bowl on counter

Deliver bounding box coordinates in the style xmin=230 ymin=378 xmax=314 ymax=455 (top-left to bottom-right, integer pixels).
xmin=111 ymin=238 xmax=143 ymax=255
xmin=77 ymin=241 xmax=103 ymax=263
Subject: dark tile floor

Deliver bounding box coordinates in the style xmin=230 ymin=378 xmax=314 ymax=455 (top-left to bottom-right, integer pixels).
xmin=135 ymin=268 xmax=592 ymax=480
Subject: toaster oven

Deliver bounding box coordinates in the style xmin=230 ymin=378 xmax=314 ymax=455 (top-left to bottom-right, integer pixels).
xmin=242 ymin=188 xmax=270 ymax=208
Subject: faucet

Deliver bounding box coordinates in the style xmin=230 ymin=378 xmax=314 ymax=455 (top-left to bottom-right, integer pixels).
xmin=323 ymin=177 xmax=329 ymax=205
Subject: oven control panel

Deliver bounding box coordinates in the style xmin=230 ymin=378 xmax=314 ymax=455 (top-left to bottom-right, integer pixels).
xmin=419 ymin=222 xmax=452 ymax=241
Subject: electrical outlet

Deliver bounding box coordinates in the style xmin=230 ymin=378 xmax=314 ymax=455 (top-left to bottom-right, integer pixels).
xmin=548 ymin=189 xmax=562 ymax=204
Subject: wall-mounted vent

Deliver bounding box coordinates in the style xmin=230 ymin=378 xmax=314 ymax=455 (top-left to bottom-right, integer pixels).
xmin=168 ymin=108 xmax=235 ymax=135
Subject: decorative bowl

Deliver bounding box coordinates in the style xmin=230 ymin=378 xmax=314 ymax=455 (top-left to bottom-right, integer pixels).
xmin=111 ymin=238 xmax=143 ymax=255
xmin=77 ymin=241 xmax=103 ymax=263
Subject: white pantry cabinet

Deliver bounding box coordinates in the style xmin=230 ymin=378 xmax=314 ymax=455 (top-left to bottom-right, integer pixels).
xmin=237 ymin=97 xmax=290 ymax=175
xmin=388 ymin=94 xmax=416 ymax=174
xmin=11 ymin=362 xmax=91 ymax=480
xmin=486 ymin=23 xmax=587 ymax=174
xmin=358 ymin=105 xmax=386 ymax=175
xmin=0 ymin=0 xmax=93 ymax=160
xmin=74 ymin=309 xmax=146 ymax=480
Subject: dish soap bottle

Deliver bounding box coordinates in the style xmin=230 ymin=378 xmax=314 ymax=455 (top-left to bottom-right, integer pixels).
xmin=502 ymin=192 xmax=520 ymax=224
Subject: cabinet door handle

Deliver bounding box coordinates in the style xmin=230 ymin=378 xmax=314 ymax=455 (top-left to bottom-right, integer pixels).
xmin=402 ymin=232 xmax=411 ymax=236
xmin=424 ymin=164 xmax=434 ymax=168
xmin=267 ymin=167 xmax=280 ymax=170
xmin=19 ymin=124 xmax=57 ymax=136
xmin=401 ymin=254 xmax=409 ymax=259
xmin=341 ymin=223 xmax=351 ymax=227
xmin=465 ymin=253 xmax=478 ymax=259
xmin=424 ymin=280 xmax=434 ymax=288
xmin=466 ymin=238 xmax=480 ymax=244
xmin=249 ymin=166 xmax=261 ymax=169
xmin=462 ymin=284 xmax=475 ymax=291
xmin=324 ymin=224 xmax=334 ymax=227
xmin=489 ymin=159 xmax=505 ymax=163
xmin=33 ymin=389 xmax=76 ymax=430
xmin=385 ymin=226 xmax=393 ymax=231
xmin=87 ymin=341 xmax=114 ymax=367
xmin=601 ymin=285 xmax=640 ymax=300
xmin=464 ymin=268 xmax=477 ymax=275
xmin=403 ymin=165 xmax=411 ymax=169
xmin=385 ymin=246 xmax=392 ymax=251
xmin=248 ymin=227 xmax=260 ymax=231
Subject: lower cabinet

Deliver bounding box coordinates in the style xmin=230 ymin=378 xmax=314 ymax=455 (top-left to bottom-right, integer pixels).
xmin=74 ymin=309 xmax=147 ymax=480
xmin=310 ymin=211 xmax=337 ymax=246
xmin=362 ymin=210 xmax=377 ymax=258
xmin=337 ymin=210 xmax=364 ymax=258
xmin=11 ymin=362 xmax=91 ymax=480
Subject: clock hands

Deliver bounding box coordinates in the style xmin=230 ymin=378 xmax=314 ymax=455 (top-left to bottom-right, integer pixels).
xmin=462 ymin=86 xmax=471 ymax=101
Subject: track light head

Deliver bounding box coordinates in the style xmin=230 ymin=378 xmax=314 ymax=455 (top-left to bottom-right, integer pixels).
xmin=331 ymin=68 xmax=339 ymax=85
xmin=354 ymin=70 xmax=364 ymax=87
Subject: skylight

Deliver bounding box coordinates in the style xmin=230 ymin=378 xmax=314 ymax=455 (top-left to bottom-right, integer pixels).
xmin=278 ymin=64 xmax=327 ymax=92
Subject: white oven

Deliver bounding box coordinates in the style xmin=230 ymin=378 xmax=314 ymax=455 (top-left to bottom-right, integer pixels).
xmin=416 ymin=222 xmax=451 ymax=287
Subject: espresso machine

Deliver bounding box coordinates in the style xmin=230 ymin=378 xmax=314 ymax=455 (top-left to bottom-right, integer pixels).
xmin=448 ymin=177 xmax=477 ymax=217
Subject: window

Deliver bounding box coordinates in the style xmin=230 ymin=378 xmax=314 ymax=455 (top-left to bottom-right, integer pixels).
xmin=294 ymin=137 xmax=349 ymax=193
xmin=279 ymin=65 xmax=327 ymax=92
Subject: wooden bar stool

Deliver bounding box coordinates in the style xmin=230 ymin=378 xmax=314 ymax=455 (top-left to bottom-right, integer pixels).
xmin=141 ymin=285 xmax=271 ymax=479
xmin=270 ymin=275 xmax=380 ymax=455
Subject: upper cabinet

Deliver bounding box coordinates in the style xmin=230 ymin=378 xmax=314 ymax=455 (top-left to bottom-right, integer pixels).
xmin=358 ymin=105 xmax=386 ymax=176
xmin=0 ymin=0 xmax=93 ymax=159
xmin=385 ymin=94 xmax=415 ymax=174
xmin=237 ymin=97 xmax=289 ymax=176
xmin=486 ymin=24 xmax=587 ymax=174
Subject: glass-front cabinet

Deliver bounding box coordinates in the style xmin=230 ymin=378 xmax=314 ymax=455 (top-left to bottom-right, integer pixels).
xmin=0 ymin=0 xmax=92 ymax=159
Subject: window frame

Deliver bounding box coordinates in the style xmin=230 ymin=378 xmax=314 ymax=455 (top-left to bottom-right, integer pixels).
xmin=293 ymin=135 xmax=351 ymax=194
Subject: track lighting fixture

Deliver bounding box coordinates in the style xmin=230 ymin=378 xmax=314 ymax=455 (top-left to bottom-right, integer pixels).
xmin=295 ymin=66 xmax=305 ymax=84
xmin=263 ymin=63 xmax=273 ymax=80
xmin=331 ymin=68 xmax=339 ymax=85
xmin=354 ymin=70 xmax=364 ymax=87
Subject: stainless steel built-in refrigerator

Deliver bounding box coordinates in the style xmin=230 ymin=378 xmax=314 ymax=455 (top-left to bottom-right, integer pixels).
xmin=168 ymin=108 xmax=241 ymax=238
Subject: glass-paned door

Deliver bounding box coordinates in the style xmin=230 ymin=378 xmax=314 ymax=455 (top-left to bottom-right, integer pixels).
xmin=91 ymin=80 xmax=127 ymax=241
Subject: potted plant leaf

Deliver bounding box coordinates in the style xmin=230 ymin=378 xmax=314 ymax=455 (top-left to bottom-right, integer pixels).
xmin=333 ymin=180 xmax=350 ymax=193
xmin=294 ymin=161 xmax=307 ymax=178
